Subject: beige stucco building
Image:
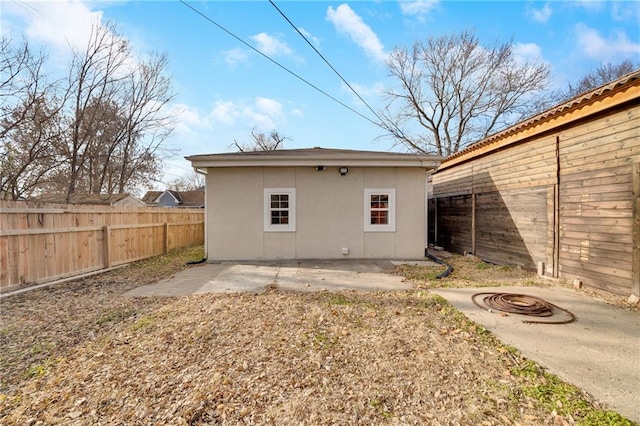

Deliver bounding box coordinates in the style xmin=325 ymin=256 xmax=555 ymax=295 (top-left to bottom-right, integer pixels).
xmin=186 ymin=148 xmax=442 ymax=261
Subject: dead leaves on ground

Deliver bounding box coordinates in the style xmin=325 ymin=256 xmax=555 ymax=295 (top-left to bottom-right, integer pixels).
xmin=2 ymin=291 xmax=555 ymax=425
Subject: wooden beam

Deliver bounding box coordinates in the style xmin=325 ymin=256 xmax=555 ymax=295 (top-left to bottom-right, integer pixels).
xmin=554 ymin=136 xmax=561 ymax=278
xmin=103 ymin=226 xmax=111 ymax=268
xmin=632 ymin=162 xmax=640 ymax=299
xmin=471 ymin=192 xmax=476 ymax=254
xmin=164 ymin=222 xmax=170 ymax=254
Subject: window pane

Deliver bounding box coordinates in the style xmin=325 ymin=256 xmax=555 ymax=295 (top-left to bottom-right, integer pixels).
xmin=271 ymin=211 xmax=279 ymax=224
xmin=270 ymin=209 xmax=290 ymax=225
xmin=370 ymin=194 xmax=389 ymax=208
xmin=270 ymin=194 xmax=290 ymax=209
xmin=371 ymin=211 xmax=388 ymax=225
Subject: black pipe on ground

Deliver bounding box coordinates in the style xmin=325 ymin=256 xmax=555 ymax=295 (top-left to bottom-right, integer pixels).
xmin=425 ymin=250 xmax=453 ymax=279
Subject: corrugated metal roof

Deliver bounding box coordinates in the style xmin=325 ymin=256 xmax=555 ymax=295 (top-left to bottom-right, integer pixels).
xmin=441 ymin=69 xmax=640 ymax=165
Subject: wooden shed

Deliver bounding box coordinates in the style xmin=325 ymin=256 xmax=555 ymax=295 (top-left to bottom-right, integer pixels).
xmin=431 ymin=71 xmax=640 ymax=299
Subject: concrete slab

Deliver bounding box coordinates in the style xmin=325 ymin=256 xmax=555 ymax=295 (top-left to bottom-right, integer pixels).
xmin=125 ymin=264 xmax=227 ymax=297
xmin=126 ymin=260 xmax=412 ymax=297
xmin=275 ymin=265 xmax=411 ymax=292
xmin=432 ymin=286 xmax=640 ymax=423
xmin=194 ymin=265 xmax=278 ymax=294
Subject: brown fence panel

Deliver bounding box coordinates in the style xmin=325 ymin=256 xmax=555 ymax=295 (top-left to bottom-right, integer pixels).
xmin=0 ymin=201 xmax=204 ymax=293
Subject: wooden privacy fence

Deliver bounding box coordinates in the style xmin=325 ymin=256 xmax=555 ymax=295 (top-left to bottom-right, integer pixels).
xmin=0 ymin=200 xmax=204 ymax=293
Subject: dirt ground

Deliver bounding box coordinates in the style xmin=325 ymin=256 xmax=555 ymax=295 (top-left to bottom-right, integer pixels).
xmin=0 ymin=247 xmax=636 ymax=425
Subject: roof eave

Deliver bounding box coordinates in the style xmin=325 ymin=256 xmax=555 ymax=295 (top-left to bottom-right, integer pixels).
xmin=438 ymin=71 xmax=640 ymax=171
xmin=187 ymin=156 xmax=442 ymax=170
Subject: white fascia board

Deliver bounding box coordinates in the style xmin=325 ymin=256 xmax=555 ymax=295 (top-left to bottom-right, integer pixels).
xmin=188 ymin=157 xmax=442 ymax=169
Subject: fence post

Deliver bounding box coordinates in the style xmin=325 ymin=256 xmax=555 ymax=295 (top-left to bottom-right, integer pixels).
xmin=103 ymin=226 xmax=111 ymax=268
xmin=471 ymin=192 xmax=476 ymax=255
xmin=164 ymin=222 xmax=169 ymax=254
xmin=632 ymin=163 xmax=639 ymax=300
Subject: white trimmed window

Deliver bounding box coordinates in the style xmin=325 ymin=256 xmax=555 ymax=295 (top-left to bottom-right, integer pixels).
xmin=364 ymin=188 xmax=396 ymax=232
xmin=264 ymin=188 xmax=295 ymax=232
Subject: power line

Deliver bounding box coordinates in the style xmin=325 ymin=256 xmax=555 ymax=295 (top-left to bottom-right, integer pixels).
xmin=178 ymin=0 xmax=381 ymax=128
xmin=268 ymin=1 xmax=432 ymax=165
xmin=268 ymin=0 xmax=386 ymax=128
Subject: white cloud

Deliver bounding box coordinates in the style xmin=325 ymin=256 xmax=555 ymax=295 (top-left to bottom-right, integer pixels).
xmin=222 ymin=48 xmax=249 ymax=66
xmin=611 ymin=2 xmax=640 ymax=22
xmin=341 ymin=80 xmax=385 ymax=107
xmin=574 ymin=0 xmax=605 ymax=12
xmin=529 ymin=3 xmax=552 ymax=23
xmin=513 ymin=42 xmax=543 ymax=60
xmin=512 ymin=42 xmax=549 ymax=69
xmin=326 ymin=4 xmax=387 ymax=62
xmin=245 ymin=97 xmax=284 ymax=130
xmin=575 ymin=23 xmax=640 ymax=61
xmin=10 ymin=0 xmax=104 ymax=52
xmin=345 ymin=81 xmax=384 ymax=98
xmin=171 ymin=103 xmax=210 ymax=135
xmin=250 ymin=32 xmax=293 ymax=57
xmin=399 ymin=0 xmax=439 ymax=17
xmin=3 ymin=0 xmax=144 ymax=76
xmin=208 ymin=97 xmax=286 ymax=131
xmin=298 ymin=27 xmax=320 ymax=47
xmin=255 ymin=97 xmax=283 ymax=117
xmin=210 ymin=100 xmax=241 ymax=125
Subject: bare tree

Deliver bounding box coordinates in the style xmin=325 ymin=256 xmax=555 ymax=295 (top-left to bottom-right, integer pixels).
xmin=0 ymin=25 xmax=176 ymax=201
xmin=0 ymin=37 xmax=63 ymax=199
xmin=379 ymin=30 xmax=550 ymax=156
xmin=1 ymin=36 xmax=53 ymax=140
xmin=565 ymin=60 xmax=638 ymax=98
xmin=0 ymin=95 xmax=63 ymax=200
xmin=50 ymin=22 xmax=177 ymax=199
xmin=167 ymin=171 xmax=204 ymax=191
xmin=58 ymin=22 xmax=132 ymax=199
xmin=112 ymin=53 xmax=177 ymax=194
xmin=232 ymin=127 xmax=290 ymax=152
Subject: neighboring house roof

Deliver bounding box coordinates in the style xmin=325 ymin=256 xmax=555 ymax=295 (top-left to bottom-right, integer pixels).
xmin=30 ymin=193 xmax=145 ymax=206
xmin=186 ymin=147 xmax=444 ymax=170
xmin=141 ymin=189 xmax=204 ymax=208
xmin=438 ymin=69 xmax=640 ymax=171
xmin=141 ymin=190 xmax=163 ymax=205
xmin=177 ymin=190 xmax=205 ymax=208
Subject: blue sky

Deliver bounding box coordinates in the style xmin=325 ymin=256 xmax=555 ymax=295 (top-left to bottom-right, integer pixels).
xmin=2 ymin=0 xmax=639 ymax=187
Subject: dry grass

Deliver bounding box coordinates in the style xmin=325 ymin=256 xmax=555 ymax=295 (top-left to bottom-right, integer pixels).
xmin=0 ymin=247 xmax=635 ymax=425
xmin=395 ymin=254 xmax=546 ymax=289
xmin=396 ymin=252 xmax=639 ymax=312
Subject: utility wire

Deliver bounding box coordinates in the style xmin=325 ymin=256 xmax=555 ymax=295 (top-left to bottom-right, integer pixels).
xmin=268 ymin=0 xmax=431 ymax=165
xmin=268 ymin=0 xmax=386 ymax=128
xmin=178 ymin=0 xmax=381 ymax=127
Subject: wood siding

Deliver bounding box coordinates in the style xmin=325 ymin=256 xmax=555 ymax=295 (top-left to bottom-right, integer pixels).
xmin=433 ymin=102 xmax=640 ymax=297
xmin=433 ymin=136 xmax=555 ymax=271
xmin=557 ymin=105 xmax=639 ymax=296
